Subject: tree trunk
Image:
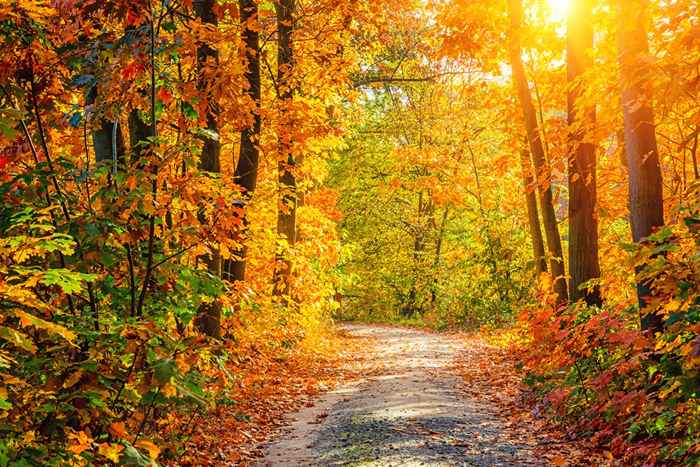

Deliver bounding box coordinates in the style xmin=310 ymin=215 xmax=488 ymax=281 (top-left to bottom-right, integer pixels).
xmin=430 ymin=208 xmax=450 ymax=310
xmin=88 ymin=88 xmax=126 ymax=166
xmin=404 ymin=191 xmax=427 ymax=317
xmin=507 ymin=0 xmax=568 ymax=304
xmin=520 ymin=145 xmax=547 ymax=276
xmin=617 ymin=0 xmax=665 ymax=333
xmin=194 ymin=0 xmax=223 ymax=338
xmin=128 ymin=110 xmax=153 ymax=164
xmin=225 ymin=0 xmax=263 ymax=283
xmin=273 ymin=0 xmax=297 ymax=299
xmin=567 ymin=0 xmax=602 ymax=306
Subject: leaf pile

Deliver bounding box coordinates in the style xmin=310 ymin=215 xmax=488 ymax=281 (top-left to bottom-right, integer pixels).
xmin=173 ymin=326 xmax=379 ymax=465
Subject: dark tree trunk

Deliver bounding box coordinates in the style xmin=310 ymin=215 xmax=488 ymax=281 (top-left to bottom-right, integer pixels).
xmin=128 ymin=110 xmax=153 ymax=163
xmin=520 ymin=145 xmax=547 ymax=276
xmin=273 ymin=0 xmax=297 ymax=299
xmin=567 ymin=0 xmax=602 ymax=306
xmin=119 ymin=25 xmax=154 ymax=167
xmin=507 ymin=0 xmax=568 ymax=304
xmin=87 ymin=88 xmax=126 ymax=166
xmin=194 ymin=0 xmax=223 ymax=338
xmin=225 ymin=0 xmax=262 ymax=283
xmin=617 ymin=0 xmax=665 ymax=333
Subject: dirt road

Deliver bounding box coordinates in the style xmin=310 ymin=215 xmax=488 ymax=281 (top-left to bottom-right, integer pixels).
xmin=257 ymin=324 xmax=544 ymax=466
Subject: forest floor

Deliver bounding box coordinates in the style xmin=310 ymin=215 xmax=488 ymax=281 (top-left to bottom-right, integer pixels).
xmin=255 ymin=324 xmax=602 ymax=467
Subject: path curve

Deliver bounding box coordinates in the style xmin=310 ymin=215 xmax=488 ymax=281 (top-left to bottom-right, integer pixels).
xmin=258 ymin=324 xmax=544 ymax=466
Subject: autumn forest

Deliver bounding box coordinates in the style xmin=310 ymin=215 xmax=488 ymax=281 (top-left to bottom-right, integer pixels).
xmin=1 ymin=0 xmax=699 ymax=465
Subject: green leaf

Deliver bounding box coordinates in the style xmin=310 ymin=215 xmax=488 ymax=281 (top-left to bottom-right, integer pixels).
xmin=82 ymin=391 xmax=107 ymax=408
xmin=153 ymin=359 xmax=176 ymax=385
xmin=0 ymin=396 xmax=11 ymax=411
xmin=650 ymin=227 xmax=674 ymax=243
xmin=120 ymin=443 xmax=155 ymax=467
xmin=666 ymin=312 xmax=686 ymax=326
xmin=181 ymin=102 xmax=197 ymax=120
xmin=40 ymin=269 xmax=96 ymax=294
xmin=0 ymin=121 xmax=16 ymax=139
xmin=176 ymin=380 xmax=209 ymax=406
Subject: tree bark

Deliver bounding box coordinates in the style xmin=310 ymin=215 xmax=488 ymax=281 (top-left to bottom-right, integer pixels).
xmin=273 ymin=0 xmax=297 ymax=299
xmin=507 ymin=0 xmax=568 ymax=304
xmin=194 ymin=0 xmax=223 ymax=337
xmin=567 ymin=0 xmax=602 ymax=306
xmin=87 ymin=88 xmax=126 ymax=166
xmin=225 ymin=0 xmax=263 ymax=283
xmin=128 ymin=110 xmax=153 ymax=163
xmin=617 ymin=0 xmax=665 ymax=333
xmin=520 ymin=145 xmax=547 ymax=276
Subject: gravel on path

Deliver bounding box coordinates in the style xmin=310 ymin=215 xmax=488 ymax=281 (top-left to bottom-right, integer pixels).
xmin=258 ymin=324 xmax=545 ymax=467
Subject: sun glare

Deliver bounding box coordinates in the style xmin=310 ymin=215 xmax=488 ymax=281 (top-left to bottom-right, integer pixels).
xmin=546 ymin=0 xmax=571 ymax=23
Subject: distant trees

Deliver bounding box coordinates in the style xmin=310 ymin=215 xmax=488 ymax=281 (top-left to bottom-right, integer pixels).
xmin=520 ymin=144 xmax=547 ymax=276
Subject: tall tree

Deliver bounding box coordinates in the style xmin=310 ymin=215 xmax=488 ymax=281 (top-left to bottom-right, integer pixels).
xmin=567 ymin=0 xmax=602 ymax=306
xmin=617 ymin=0 xmax=665 ymax=333
xmin=520 ymin=144 xmax=547 ymax=276
xmin=507 ymin=0 xmax=568 ymax=304
xmin=194 ymin=0 xmax=223 ymax=337
xmin=225 ymin=0 xmax=263 ymax=283
xmin=273 ymin=0 xmax=297 ymax=299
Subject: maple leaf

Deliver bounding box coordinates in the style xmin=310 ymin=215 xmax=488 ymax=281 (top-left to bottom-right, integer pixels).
xmin=67 ymin=430 xmax=92 ymax=455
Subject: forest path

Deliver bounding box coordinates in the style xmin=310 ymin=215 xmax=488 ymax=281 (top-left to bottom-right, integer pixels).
xmin=257 ymin=324 xmax=544 ymax=466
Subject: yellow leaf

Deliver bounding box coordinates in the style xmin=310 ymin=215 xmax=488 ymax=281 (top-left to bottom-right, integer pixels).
xmin=162 ymin=382 xmax=177 ymax=398
xmin=98 ymin=443 xmax=124 ymax=463
xmin=0 ymin=326 xmax=36 ymax=353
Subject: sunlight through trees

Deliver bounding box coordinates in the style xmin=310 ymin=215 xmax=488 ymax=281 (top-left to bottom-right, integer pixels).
xmin=0 ymin=0 xmax=699 ymax=464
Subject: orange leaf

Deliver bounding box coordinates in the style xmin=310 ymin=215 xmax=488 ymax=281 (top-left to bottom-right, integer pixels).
xmin=108 ymin=422 xmax=129 ymax=439
xmin=67 ymin=430 xmax=92 ymax=455
xmin=135 ymin=439 xmax=160 ymax=460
